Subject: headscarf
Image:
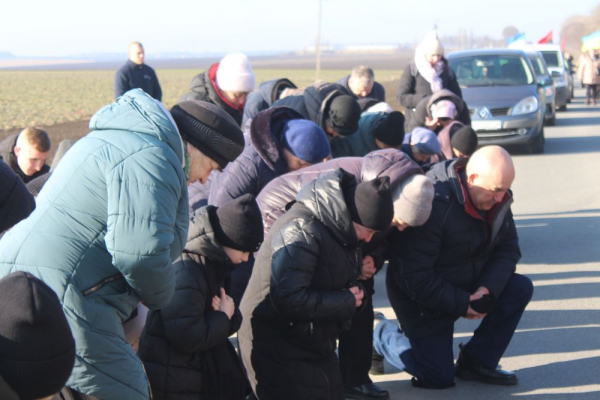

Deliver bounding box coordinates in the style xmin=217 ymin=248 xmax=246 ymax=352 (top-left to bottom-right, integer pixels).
xmin=415 ymin=31 xmax=445 ymax=93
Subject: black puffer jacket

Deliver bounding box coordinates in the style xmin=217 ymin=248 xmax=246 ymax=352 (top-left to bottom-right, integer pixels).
xmin=179 ymin=64 xmax=244 ymax=125
xmin=406 ymin=88 xmax=471 ymax=133
xmin=397 ymin=60 xmax=462 ymax=131
xmin=337 ymin=75 xmax=386 ymax=102
xmin=239 ymin=170 xmax=362 ymax=400
xmin=272 ymin=81 xmax=350 ymax=130
xmin=188 ymin=107 xmax=302 ymax=210
xmin=138 ymin=207 xmax=246 ymax=400
xmin=0 ymin=134 xmax=50 ymax=184
xmin=242 ymin=78 xmax=297 ymax=126
xmin=386 ymin=158 xmax=521 ymax=340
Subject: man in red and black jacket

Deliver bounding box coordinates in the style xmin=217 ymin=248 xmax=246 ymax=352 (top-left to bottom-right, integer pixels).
xmin=179 ymin=53 xmax=255 ymax=126
xmin=380 ymin=145 xmax=533 ymax=389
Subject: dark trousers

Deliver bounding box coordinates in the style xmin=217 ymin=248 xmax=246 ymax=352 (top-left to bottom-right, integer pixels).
xmin=586 ymin=84 xmax=597 ymax=103
xmin=401 ymin=273 xmax=533 ymax=389
xmin=339 ymin=277 xmax=375 ymax=387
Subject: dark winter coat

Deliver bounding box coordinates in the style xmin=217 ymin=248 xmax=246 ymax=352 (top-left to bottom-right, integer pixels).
xmin=398 ymin=60 xmax=462 ymax=131
xmin=272 ymin=81 xmax=350 ymax=130
xmin=179 ymin=63 xmax=244 ymax=125
xmin=242 ymin=78 xmax=297 ymax=126
xmin=187 ymin=107 xmax=302 ymax=210
xmin=239 ymin=170 xmax=362 ymax=400
xmin=0 ymin=134 xmax=50 ymax=184
xmin=330 ymin=112 xmax=395 ymax=158
xmin=337 ymin=75 xmax=386 ymax=102
xmin=138 ymin=207 xmax=246 ymax=400
xmin=386 ymin=158 xmax=521 ymax=340
xmin=115 ymin=60 xmax=162 ymax=100
xmin=406 ymin=89 xmax=471 ymax=133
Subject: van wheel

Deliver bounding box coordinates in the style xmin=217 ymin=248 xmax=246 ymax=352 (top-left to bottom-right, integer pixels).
xmin=529 ymin=130 xmax=545 ymax=154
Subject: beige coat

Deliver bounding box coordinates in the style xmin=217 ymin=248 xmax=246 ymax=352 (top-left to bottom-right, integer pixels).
xmin=578 ymin=54 xmax=600 ymax=85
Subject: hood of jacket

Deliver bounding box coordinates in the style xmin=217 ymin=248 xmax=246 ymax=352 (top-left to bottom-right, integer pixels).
xmin=361 ymin=148 xmax=423 ymax=188
xmin=425 ymin=88 xmax=466 ymax=119
xmin=249 ymin=106 xmax=304 ymax=172
xmin=303 ymin=82 xmax=349 ymax=128
xmin=89 ymin=89 xmax=184 ymax=166
xmin=184 ymin=206 xmax=230 ymax=265
xmin=258 ymin=78 xmax=298 ymax=105
xmin=295 ymin=168 xmax=358 ymax=246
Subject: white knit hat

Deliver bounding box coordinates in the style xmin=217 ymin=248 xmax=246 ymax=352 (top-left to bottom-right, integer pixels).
xmin=420 ymin=30 xmax=444 ymax=56
xmin=392 ymin=174 xmax=434 ymax=227
xmin=216 ymin=53 xmax=255 ymax=92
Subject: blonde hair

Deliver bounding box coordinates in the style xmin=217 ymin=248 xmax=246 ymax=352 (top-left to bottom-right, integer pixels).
xmin=16 ymin=127 xmax=51 ymax=152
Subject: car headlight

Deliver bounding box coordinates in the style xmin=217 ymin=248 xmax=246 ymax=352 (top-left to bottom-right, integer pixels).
xmin=511 ymin=96 xmax=539 ymax=116
xmin=544 ymin=86 xmax=553 ymax=97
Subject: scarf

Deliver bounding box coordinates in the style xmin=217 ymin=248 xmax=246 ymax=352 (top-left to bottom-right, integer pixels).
xmin=415 ymin=47 xmax=445 ymax=93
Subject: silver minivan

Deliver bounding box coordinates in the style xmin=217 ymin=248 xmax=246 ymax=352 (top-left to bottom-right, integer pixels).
xmin=448 ymin=49 xmax=545 ymax=154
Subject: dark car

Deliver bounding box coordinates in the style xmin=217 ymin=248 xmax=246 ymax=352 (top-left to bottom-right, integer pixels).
xmin=448 ymin=49 xmax=545 ymax=154
xmin=527 ymin=51 xmax=556 ymax=126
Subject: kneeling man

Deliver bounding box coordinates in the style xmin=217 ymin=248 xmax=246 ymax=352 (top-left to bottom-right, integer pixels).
xmin=380 ymin=145 xmax=533 ymax=389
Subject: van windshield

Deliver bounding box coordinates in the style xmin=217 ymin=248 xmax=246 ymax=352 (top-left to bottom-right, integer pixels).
xmin=540 ymin=51 xmax=563 ymax=68
xmin=449 ymin=55 xmax=535 ymax=87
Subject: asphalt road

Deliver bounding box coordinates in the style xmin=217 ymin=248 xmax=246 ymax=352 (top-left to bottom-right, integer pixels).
xmin=370 ymin=88 xmax=600 ymax=399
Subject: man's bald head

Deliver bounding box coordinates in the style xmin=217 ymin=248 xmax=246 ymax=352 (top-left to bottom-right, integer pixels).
xmin=465 ymin=146 xmax=515 ymax=211
xmin=128 ymin=42 xmax=144 ymax=65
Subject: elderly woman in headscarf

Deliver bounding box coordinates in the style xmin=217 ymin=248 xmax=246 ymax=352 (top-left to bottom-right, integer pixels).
xmin=397 ymin=30 xmax=462 ymax=130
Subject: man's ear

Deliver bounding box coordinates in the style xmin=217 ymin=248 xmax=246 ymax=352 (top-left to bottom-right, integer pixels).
xmin=13 ymin=146 xmax=21 ymax=157
xmin=467 ymin=173 xmax=478 ymax=185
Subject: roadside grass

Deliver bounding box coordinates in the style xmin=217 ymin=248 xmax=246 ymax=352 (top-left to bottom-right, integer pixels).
xmin=0 ymin=69 xmax=401 ymax=130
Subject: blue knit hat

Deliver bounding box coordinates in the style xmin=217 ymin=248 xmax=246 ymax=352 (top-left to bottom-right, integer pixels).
xmin=409 ymin=127 xmax=441 ymax=155
xmin=282 ymin=119 xmax=331 ymax=164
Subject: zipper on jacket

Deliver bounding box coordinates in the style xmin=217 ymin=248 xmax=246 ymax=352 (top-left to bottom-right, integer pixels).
xmin=310 ymin=322 xmax=314 ymax=334
xmin=82 ymin=273 xmax=125 ymax=296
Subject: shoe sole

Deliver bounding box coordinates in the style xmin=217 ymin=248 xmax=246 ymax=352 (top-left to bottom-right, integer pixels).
xmin=455 ymin=368 xmax=518 ymax=386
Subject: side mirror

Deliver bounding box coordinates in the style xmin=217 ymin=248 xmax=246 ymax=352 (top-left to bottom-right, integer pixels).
xmin=551 ymin=71 xmax=561 ymax=78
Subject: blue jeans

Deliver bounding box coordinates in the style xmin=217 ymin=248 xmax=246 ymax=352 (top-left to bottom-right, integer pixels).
xmin=374 ymin=273 xmax=533 ymax=388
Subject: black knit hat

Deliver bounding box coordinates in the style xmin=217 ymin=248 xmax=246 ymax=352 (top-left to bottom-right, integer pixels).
xmin=0 ymin=160 xmax=35 ymax=233
xmin=327 ymin=95 xmax=361 ymax=136
xmin=209 ymin=194 xmax=264 ymax=252
xmin=343 ymin=176 xmax=394 ymax=232
xmin=170 ymin=100 xmax=245 ymax=169
xmin=0 ymin=272 xmax=75 ymax=400
xmin=451 ymin=126 xmax=479 ymax=156
xmin=373 ymin=111 xmax=406 ymax=147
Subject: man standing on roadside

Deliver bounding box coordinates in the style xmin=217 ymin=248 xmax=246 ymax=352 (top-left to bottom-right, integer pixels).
xmin=0 ymin=127 xmax=51 ymax=184
xmin=115 ymin=42 xmax=162 ymax=101
xmin=378 ymin=145 xmax=533 ymax=389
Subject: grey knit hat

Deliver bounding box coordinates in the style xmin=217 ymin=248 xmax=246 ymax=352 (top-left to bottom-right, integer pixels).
xmin=392 ymin=174 xmax=434 ymax=227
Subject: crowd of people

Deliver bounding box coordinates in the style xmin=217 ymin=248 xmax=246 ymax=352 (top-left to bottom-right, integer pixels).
xmin=0 ymin=30 xmax=531 ymax=400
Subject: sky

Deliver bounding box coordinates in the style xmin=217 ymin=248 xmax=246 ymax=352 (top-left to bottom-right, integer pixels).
xmin=1 ymin=0 xmax=599 ymax=58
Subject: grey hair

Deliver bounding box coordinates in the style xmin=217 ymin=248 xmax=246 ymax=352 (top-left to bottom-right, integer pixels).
xmin=350 ymin=66 xmax=375 ymax=82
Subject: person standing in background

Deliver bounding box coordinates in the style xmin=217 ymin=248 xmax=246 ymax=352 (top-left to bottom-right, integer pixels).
xmin=115 ymin=42 xmax=162 ymax=101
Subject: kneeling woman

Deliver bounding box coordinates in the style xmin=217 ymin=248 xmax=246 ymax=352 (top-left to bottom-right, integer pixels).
xmin=138 ymin=194 xmax=264 ymax=400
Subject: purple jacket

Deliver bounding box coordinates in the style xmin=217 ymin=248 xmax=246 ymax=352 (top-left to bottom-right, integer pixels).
xmin=258 ymin=148 xmax=423 ymax=236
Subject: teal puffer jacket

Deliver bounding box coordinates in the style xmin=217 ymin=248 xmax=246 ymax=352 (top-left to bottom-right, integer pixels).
xmin=0 ymin=89 xmax=189 ymax=400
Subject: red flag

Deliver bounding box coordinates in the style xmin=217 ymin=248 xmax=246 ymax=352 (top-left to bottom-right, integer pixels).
xmin=538 ymin=30 xmax=553 ymax=44
xmin=561 ymin=37 xmax=566 ymax=52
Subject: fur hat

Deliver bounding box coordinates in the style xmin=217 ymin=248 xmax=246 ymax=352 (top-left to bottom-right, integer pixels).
xmin=216 ymin=53 xmax=256 ymax=93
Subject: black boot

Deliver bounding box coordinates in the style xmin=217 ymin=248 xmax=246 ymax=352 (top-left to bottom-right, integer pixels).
xmin=343 ymin=383 xmax=390 ymax=400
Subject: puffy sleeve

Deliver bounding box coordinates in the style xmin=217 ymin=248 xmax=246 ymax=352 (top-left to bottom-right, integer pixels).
xmin=105 ymin=148 xmax=187 ymax=309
